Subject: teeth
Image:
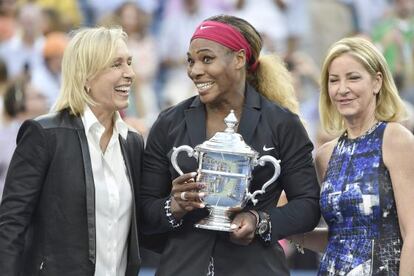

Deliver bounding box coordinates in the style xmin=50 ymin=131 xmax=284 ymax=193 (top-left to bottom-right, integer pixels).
xmin=115 ymin=86 xmax=130 ymax=93
xmin=196 ymin=82 xmax=213 ymax=90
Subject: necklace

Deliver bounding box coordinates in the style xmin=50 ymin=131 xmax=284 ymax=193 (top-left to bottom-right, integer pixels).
xmin=343 ymin=121 xmax=381 ymax=141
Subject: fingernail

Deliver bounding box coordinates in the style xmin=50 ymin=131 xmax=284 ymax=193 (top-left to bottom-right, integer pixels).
xmin=197 ymin=183 xmax=206 ymax=189
xmin=190 ymin=172 xmax=197 ymax=177
xmin=200 ymin=203 xmax=205 ymax=208
xmin=198 ymin=192 xmax=206 ymax=198
xmin=230 ymin=224 xmax=238 ymax=230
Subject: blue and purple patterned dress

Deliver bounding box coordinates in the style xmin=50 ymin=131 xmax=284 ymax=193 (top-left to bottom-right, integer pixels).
xmin=319 ymin=122 xmax=402 ymax=276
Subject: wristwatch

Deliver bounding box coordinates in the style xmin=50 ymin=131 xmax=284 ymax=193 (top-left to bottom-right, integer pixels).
xmin=255 ymin=211 xmax=270 ymax=235
xmin=255 ymin=211 xmax=272 ymax=244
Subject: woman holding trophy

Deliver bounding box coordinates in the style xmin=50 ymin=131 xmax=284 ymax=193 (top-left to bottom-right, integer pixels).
xmin=140 ymin=15 xmax=320 ymax=275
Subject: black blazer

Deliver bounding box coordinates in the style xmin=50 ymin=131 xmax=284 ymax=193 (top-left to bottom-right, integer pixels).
xmin=141 ymin=86 xmax=320 ymax=276
xmin=0 ymin=109 xmax=144 ymax=276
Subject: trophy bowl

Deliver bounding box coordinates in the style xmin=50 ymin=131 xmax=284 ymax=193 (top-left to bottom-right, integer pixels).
xmin=171 ymin=110 xmax=280 ymax=232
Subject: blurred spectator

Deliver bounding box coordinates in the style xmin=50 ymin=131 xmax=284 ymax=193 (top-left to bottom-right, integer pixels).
xmin=282 ymin=0 xmax=311 ymax=59
xmin=286 ymin=51 xmax=321 ymax=147
xmin=402 ymin=100 xmax=414 ymax=133
xmin=20 ymin=0 xmax=83 ymax=30
xmin=157 ymin=0 xmax=215 ymax=107
xmin=372 ymin=0 xmax=414 ymax=103
xmin=0 ymin=0 xmax=18 ymax=42
xmin=0 ymin=79 xmax=48 ymax=199
xmin=39 ymin=7 xmax=65 ymax=35
xmin=0 ymin=58 xmax=8 ymax=126
xmin=0 ymin=3 xmax=44 ymax=79
xmin=115 ymin=1 xmax=160 ymax=136
xmin=230 ymin=0 xmax=309 ymax=58
xmin=308 ymin=0 xmax=354 ymax=66
xmin=161 ymin=0 xmax=223 ymax=18
xmin=87 ymin=0 xmax=131 ymax=25
xmin=84 ymin=0 xmax=160 ymax=31
xmin=231 ymin=0 xmax=288 ymax=54
xmin=340 ymin=0 xmax=390 ymax=34
xmin=31 ymin=31 xmax=68 ymax=108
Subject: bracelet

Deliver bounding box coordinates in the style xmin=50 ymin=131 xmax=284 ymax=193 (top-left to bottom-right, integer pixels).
xmin=289 ymin=233 xmax=305 ymax=254
xmin=296 ymin=234 xmax=305 ymax=254
xmin=164 ymin=197 xmax=183 ymax=228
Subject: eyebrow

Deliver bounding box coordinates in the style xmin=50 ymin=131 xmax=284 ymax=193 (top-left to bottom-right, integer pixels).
xmin=187 ymin=49 xmax=212 ymax=57
xmin=196 ymin=48 xmax=214 ymax=54
xmin=113 ymin=56 xmax=133 ymax=61
xmin=329 ymin=71 xmax=359 ymax=77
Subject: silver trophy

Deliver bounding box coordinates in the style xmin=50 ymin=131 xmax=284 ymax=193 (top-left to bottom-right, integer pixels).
xmin=171 ymin=110 xmax=281 ymax=232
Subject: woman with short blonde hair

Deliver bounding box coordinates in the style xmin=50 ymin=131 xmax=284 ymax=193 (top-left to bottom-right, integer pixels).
xmin=0 ymin=26 xmax=143 ymax=276
xmin=54 ymin=26 xmax=128 ymax=116
xmin=291 ymin=37 xmax=414 ymax=275
xmin=319 ymin=36 xmax=406 ymax=135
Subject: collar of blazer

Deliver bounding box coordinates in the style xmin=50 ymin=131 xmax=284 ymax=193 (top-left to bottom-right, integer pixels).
xmin=35 ymin=108 xmax=84 ymax=130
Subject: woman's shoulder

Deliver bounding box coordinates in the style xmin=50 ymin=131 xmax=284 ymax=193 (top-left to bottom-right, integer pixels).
xmin=34 ymin=109 xmax=82 ymax=130
xmin=149 ymin=97 xmax=198 ymax=138
xmin=260 ymin=95 xmax=295 ymax=116
xmin=315 ymin=138 xmax=338 ymax=181
xmin=383 ymin=122 xmax=414 ymax=155
xmin=384 ymin=121 xmax=413 ymax=135
xmin=34 ymin=111 xmax=64 ymax=128
xmin=316 ymin=139 xmax=337 ymax=162
xmin=126 ymin=128 xmax=144 ymax=145
xmin=260 ymin=99 xmax=303 ymax=132
xmin=157 ymin=96 xmax=198 ymax=122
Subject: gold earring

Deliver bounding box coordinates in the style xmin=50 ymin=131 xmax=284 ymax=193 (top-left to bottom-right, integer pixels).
xmin=85 ymin=87 xmax=91 ymax=94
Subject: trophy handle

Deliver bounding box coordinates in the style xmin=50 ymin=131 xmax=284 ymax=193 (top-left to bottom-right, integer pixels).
xmin=247 ymin=155 xmax=281 ymax=205
xmin=171 ymin=145 xmax=197 ymax=175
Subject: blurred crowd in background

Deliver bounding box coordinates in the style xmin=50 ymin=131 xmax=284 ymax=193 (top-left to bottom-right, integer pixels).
xmin=1 ymin=0 xmax=414 ymax=273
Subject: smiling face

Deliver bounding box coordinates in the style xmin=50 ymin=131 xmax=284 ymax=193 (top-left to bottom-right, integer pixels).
xmin=187 ymin=38 xmax=245 ymax=105
xmin=87 ymin=39 xmax=135 ymax=116
xmin=327 ymin=53 xmax=382 ymax=122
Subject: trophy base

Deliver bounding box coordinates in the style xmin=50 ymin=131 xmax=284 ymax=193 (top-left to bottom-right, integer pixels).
xmin=194 ymin=206 xmax=233 ymax=232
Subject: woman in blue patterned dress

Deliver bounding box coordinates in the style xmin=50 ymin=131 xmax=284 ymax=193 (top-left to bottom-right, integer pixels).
xmin=290 ymin=37 xmax=414 ymax=275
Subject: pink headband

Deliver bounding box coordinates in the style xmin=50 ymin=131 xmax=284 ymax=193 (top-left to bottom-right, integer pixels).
xmin=191 ymin=20 xmax=258 ymax=71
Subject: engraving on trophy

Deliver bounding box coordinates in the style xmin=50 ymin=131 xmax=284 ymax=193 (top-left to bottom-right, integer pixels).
xmin=198 ymin=152 xmax=250 ymax=208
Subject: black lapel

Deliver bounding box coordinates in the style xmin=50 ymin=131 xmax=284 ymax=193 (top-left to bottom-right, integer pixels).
xmin=77 ymin=126 xmax=96 ymax=264
xmin=119 ymin=134 xmax=141 ymax=267
xmin=50 ymin=110 xmax=97 ymax=263
xmin=238 ymin=85 xmax=261 ymax=145
xmin=119 ymin=135 xmax=134 ymax=193
xmin=184 ymin=97 xmax=206 ymax=146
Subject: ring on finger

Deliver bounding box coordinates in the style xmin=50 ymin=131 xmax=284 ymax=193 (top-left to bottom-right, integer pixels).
xmin=180 ymin=191 xmax=188 ymax=201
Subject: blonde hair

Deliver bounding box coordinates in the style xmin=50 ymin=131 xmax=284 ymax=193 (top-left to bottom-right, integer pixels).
xmin=320 ymin=36 xmax=407 ymax=134
xmin=53 ymin=26 xmax=127 ymax=116
xmin=251 ymin=54 xmax=299 ymax=114
xmin=207 ymin=15 xmax=299 ymax=114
